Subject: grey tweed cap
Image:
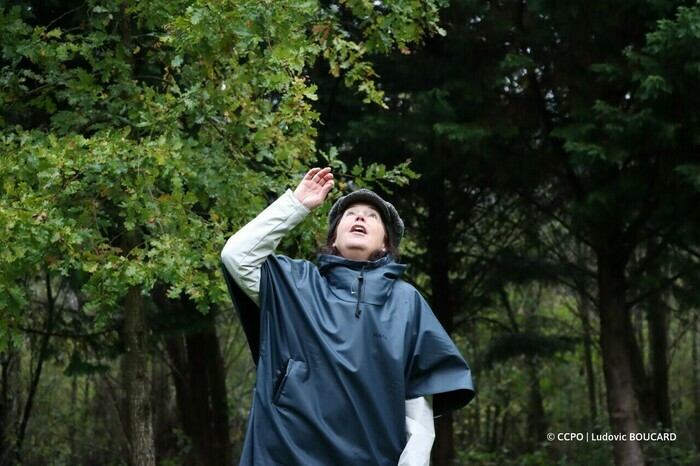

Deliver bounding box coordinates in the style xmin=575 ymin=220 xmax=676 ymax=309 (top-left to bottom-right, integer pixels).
xmin=328 ymin=189 xmax=404 ymax=249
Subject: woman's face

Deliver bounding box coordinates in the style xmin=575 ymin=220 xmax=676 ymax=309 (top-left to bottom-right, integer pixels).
xmin=333 ymin=202 xmax=386 ymax=261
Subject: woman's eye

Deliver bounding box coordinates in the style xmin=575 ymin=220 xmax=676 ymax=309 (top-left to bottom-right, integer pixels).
xmin=369 ymin=213 xmax=378 ymax=219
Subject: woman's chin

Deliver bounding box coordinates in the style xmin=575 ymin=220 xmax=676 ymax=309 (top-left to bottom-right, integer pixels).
xmin=337 ymin=246 xmax=371 ymax=261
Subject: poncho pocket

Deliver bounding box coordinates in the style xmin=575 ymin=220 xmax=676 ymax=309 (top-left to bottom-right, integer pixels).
xmin=273 ymin=358 xmax=297 ymax=405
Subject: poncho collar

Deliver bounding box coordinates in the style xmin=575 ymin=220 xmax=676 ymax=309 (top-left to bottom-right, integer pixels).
xmin=317 ymin=254 xmax=407 ymax=306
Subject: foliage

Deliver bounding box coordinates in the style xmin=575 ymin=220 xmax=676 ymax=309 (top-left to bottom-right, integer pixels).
xmin=4 ymin=0 xmax=700 ymax=464
xmin=480 ymin=333 xmax=579 ymax=370
xmin=0 ymin=0 xmax=442 ymax=463
xmin=0 ymin=0 xmax=441 ymax=344
xmin=314 ymin=0 xmax=700 ymax=464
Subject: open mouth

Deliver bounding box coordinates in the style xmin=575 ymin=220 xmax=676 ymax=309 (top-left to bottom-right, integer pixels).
xmin=350 ymin=225 xmax=367 ymax=234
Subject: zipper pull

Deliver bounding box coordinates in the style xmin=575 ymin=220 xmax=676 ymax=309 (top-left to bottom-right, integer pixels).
xmin=355 ymin=272 xmax=364 ymax=318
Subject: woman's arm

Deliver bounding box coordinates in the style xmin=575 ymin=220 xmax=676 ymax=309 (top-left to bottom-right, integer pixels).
xmin=220 ymin=168 xmax=335 ymax=304
xmin=221 ymin=189 xmax=310 ymax=304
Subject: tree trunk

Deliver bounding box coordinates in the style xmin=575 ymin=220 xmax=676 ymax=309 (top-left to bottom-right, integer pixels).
xmin=123 ymin=263 xmax=156 ymax=465
xmin=629 ymin=312 xmax=653 ymax=427
xmin=152 ymin=349 xmax=177 ymax=463
xmin=579 ymin=291 xmax=598 ymax=429
xmin=0 ymin=348 xmax=18 ymax=465
xmin=69 ymin=375 xmax=78 ymax=463
xmin=525 ymin=358 xmax=546 ymax=449
xmin=16 ymin=270 xmax=56 ymax=462
xmin=692 ymin=314 xmax=699 ymax=451
xmin=159 ymin=293 xmax=233 ymax=466
xmin=425 ymin=182 xmax=456 ymax=466
xmin=489 ymin=404 xmax=500 ymax=449
xmin=597 ymin=253 xmax=645 ymax=466
xmin=116 ymin=3 xmax=155 ymax=461
xmin=434 ymin=416 xmax=454 ymax=466
xmin=646 ymin=289 xmax=672 ymax=429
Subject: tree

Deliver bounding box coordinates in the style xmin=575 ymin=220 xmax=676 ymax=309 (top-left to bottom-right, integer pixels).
xmin=1 ymin=0 xmax=448 ymax=463
xmin=315 ymin=1 xmax=700 ymax=465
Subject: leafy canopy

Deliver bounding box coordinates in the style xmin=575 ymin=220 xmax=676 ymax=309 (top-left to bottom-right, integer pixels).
xmin=0 ymin=0 xmax=443 ymax=347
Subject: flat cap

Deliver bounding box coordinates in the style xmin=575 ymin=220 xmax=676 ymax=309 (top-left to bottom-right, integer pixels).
xmin=328 ymin=189 xmax=404 ymax=249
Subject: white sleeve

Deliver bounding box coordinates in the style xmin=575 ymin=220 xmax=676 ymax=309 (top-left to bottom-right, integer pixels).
xmin=221 ymin=189 xmax=310 ymax=305
xmin=399 ymin=397 xmax=435 ymax=466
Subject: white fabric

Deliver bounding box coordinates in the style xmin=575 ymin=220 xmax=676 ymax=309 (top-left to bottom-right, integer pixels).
xmin=400 ymin=397 xmax=435 ymax=466
xmin=221 ymin=189 xmax=435 ymax=465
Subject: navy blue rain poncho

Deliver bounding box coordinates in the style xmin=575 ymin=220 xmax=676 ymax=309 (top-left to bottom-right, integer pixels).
xmin=223 ymin=252 xmax=474 ymax=466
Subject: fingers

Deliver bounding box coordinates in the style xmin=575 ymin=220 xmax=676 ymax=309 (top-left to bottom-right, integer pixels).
xmin=320 ymin=178 xmax=334 ymax=196
xmin=304 ymin=167 xmax=322 ymax=180
xmin=319 ymin=170 xmax=333 ymax=185
xmin=296 ymin=167 xmax=335 ymax=209
xmin=305 ymin=167 xmax=333 ymax=184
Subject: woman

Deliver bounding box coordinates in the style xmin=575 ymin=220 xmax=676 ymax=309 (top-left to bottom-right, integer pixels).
xmin=221 ymin=167 xmax=474 ymax=466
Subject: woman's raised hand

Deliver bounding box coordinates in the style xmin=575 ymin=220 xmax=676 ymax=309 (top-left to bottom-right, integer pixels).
xmin=293 ymin=167 xmax=335 ymax=210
